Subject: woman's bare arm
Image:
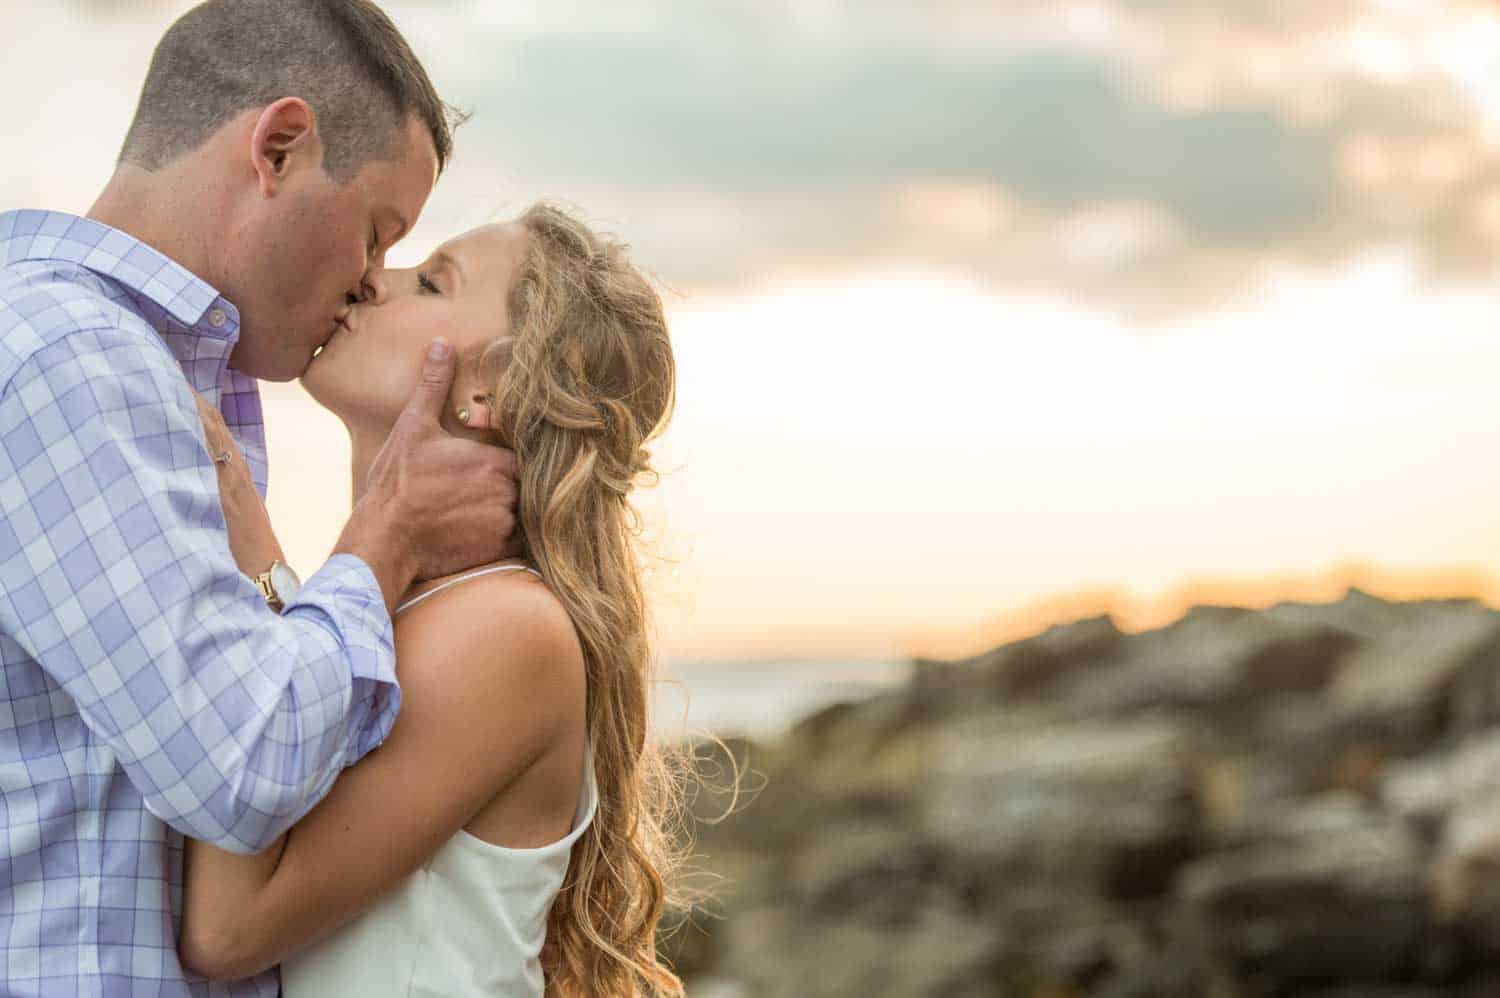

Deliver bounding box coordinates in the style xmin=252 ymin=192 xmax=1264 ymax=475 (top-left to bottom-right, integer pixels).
xmin=178 ymin=572 xmax=583 ymax=980
xmin=180 ymin=391 xmax=583 ymax=980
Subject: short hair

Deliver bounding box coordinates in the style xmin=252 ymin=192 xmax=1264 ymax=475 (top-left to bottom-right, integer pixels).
xmin=119 ymin=0 xmax=459 ymax=182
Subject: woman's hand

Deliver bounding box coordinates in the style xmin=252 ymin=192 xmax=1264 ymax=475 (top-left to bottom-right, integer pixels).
xmin=178 ymin=391 xmax=295 ymax=979
xmin=191 ymin=391 xmax=287 ymax=582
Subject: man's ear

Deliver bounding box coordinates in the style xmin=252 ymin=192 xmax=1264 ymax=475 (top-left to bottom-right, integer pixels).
xmin=249 ymin=97 xmax=321 ymax=197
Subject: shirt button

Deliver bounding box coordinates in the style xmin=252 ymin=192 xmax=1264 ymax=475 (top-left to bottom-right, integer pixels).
xmin=207 ymin=308 xmax=228 ymax=329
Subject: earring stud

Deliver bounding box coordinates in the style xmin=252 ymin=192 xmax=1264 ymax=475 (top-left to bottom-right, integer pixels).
xmin=457 ymin=407 xmax=472 ymax=426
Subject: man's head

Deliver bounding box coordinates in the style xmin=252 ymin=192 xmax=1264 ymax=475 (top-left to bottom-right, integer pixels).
xmin=117 ymin=0 xmax=457 ymax=381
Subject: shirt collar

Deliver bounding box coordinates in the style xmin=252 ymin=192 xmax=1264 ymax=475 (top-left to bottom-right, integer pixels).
xmin=0 ymin=209 xmax=269 ymax=498
xmin=0 ymin=209 xmax=241 ymax=344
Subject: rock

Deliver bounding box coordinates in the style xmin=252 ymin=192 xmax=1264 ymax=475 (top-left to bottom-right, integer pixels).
xmin=972 ymin=615 xmax=1126 ymax=698
xmin=1240 ymin=790 xmax=1382 ymax=843
xmin=773 ymin=693 xmax=968 ymax=809
xmin=1090 ymin=942 xmax=1218 ymax=998
xmin=786 ymin=698 xmax=860 ymax=743
xmin=1331 ymin=600 xmax=1500 ymax=746
xmin=1382 ymin=728 xmax=1500 ymax=837
xmin=1241 ymin=627 xmax=1361 ymax=693
xmin=658 ymin=910 xmax=724 ymax=983
xmin=1248 ymin=693 xmax=1411 ymax=801
xmin=1058 ymin=607 xmax=1360 ymax=718
xmin=682 ymin=978 xmax=753 ymax=998
xmin=1177 ymin=822 xmax=1428 ymax=984
xmin=921 ymin=714 xmax=1201 ymax=898
xmin=908 ymin=615 xmax=1127 ymax=710
xmin=677 ymin=591 xmax=1500 ymax=997
xmin=717 ymin=895 xmax=1006 ymax=998
xmin=1033 ymin=919 xmax=1158 ymax=993
xmin=1296 ymin=984 xmax=1446 ymax=990
xmin=910 ymin=657 xmax=975 ymax=697
xmin=1432 ymin=840 xmax=1500 ymax=961
xmin=796 ymin=824 xmax=947 ymax=924
xmin=1260 ymin=588 xmax=1415 ymax=643
xmin=1418 ymin=753 xmax=1500 ymax=966
xmin=1186 ymin=710 xmax=1396 ymax=844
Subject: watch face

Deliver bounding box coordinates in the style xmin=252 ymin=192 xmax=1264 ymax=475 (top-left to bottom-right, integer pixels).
xmin=270 ymin=562 xmax=302 ymax=604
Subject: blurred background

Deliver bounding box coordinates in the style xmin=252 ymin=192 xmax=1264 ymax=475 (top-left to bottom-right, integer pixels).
xmin=8 ymin=0 xmax=1500 ymax=735
xmin=14 ymin=1 xmax=1500 ymax=995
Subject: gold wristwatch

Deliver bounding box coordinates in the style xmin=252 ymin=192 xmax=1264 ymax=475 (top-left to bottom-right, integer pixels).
xmin=254 ymin=561 xmax=302 ymax=613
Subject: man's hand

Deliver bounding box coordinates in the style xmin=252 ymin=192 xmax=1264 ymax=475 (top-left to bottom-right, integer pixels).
xmin=334 ymin=339 xmax=521 ymax=615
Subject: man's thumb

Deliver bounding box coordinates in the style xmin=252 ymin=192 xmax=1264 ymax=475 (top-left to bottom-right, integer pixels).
xmin=405 ymin=338 xmax=456 ymax=422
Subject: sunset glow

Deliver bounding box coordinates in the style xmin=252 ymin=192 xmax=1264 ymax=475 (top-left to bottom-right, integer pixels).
xmin=12 ymin=1 xmax=1500 ymax=664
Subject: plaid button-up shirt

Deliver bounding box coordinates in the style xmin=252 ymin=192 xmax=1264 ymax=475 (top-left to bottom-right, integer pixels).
xmin=0 ymin=210 xmax=401 ymax=997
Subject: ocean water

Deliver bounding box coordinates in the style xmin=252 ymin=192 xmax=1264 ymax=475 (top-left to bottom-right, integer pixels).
xmin=653 ymin=657 xmax=912 ymax=742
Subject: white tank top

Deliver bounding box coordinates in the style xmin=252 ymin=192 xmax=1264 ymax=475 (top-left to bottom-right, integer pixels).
xmin=281 ymin=565 xmax=597 ymax=998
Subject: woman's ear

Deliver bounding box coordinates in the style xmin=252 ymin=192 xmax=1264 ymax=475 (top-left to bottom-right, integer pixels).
xmin=450 ymin=389 xmax=499 ymax=438
xmin=249 ymin=97 xmax=320 ymax=197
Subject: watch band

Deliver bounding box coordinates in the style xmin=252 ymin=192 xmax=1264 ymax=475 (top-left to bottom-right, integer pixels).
xmin=254 ymin=569 xmax=285 ymax=612
xmin=254 ymin=560 xmax=302 ymax=613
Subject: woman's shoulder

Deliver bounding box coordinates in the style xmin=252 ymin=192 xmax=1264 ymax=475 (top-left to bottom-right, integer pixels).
xmin=397 ymin=560 xmax=548 ymax=613
xmin=393 ymin=562 xmax=584 ymax=707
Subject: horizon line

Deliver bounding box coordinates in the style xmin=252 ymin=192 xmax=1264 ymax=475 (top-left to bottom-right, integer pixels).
xmin=664 ymin=560 xmax=1500 ymax=666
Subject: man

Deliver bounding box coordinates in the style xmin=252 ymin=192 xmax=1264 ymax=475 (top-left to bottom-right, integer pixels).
xmin=0 ymin=2 xmax=517 ymax=995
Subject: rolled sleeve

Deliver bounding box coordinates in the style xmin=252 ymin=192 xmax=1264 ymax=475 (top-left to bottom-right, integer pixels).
xmin=0 ymin=327 xmax=400 ymax=853
xmin=284 ymin=552 xmax=401 ymax=767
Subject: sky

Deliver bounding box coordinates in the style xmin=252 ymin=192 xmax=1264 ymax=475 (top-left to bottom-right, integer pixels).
xmin=6 ymin=0 xmax=1500 ymax=661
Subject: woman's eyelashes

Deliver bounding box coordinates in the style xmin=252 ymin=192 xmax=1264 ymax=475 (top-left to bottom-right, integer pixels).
xmin=417 ymin=272 xmax=440 ymax=295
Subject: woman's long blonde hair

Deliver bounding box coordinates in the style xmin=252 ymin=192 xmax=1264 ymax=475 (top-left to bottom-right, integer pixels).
xmin=483 ymin=202 xmax=687 ymax=997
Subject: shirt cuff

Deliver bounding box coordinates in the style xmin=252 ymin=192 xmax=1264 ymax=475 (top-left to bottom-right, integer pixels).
xmin=287 ymin=552 xmax=402 ymax=769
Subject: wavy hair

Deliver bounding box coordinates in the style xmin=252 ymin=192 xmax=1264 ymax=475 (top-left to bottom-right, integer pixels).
xmin=481 ymin=203 xmax=687 ymax=996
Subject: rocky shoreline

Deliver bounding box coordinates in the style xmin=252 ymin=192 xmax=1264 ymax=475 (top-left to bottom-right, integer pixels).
xmin=666 ymin=590 xmax=1500 ymax=997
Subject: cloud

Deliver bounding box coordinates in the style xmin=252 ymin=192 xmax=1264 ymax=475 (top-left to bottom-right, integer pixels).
xmin=38 ymin=0 xmax=1500 ymax=313
xmin=481 ymin=43 xmax=1330 ymax=232
xmin=390 ymin=1 xmax=1351 ymax=310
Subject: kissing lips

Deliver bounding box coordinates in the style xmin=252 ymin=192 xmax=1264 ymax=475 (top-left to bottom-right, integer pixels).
xmin=314 ymin=315 xmax=351 ymax=361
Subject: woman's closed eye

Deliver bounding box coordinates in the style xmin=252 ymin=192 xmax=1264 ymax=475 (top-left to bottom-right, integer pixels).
xmin=417 ymin=273 xmax=440 ymax=295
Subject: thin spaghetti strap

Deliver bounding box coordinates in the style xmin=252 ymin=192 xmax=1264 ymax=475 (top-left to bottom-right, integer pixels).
xmin=395 ymin=564 xmax=543 ymax=616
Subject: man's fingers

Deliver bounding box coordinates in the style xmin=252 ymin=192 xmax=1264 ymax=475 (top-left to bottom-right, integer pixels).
xmin=401 ymin=338 xmax=456 ymax=426
xmin=442 ymin=439 xmax=519 ymax=483
xmin=490 ymin=446 xmax=520 ymax=481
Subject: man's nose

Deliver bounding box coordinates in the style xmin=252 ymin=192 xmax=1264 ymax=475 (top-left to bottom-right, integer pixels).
xmin=359 ymin=265 xmax=390 ymax=306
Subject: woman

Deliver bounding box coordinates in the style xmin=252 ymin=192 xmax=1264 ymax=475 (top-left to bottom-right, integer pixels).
xmin=179 ymin=203 xmax=685 ymax=997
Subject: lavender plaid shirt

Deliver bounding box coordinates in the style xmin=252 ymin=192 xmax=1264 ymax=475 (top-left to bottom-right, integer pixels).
xmin=0 ymin=210 xmax=402 ymax=997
